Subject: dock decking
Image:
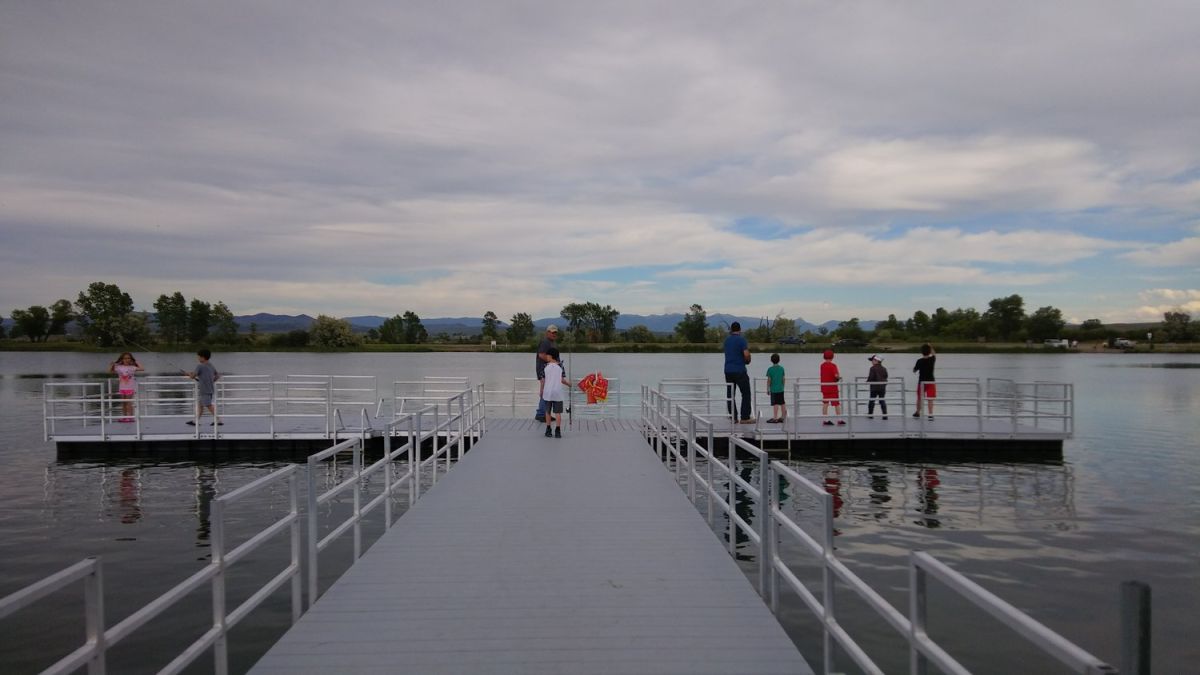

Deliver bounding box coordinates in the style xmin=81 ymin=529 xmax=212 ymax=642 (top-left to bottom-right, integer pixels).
xmin=249 ymin=420 xmax=812 ymax=674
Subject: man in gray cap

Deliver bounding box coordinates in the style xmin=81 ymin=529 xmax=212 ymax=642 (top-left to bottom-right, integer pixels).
xmin=534 ymin=324 xmax=560 ymax=422
xmin=867 ymin=354 xmax=888 ymax=419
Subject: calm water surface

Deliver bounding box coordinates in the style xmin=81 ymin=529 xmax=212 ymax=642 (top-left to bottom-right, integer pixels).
xmin=1 ymin=351 xmax=1197 ymax=673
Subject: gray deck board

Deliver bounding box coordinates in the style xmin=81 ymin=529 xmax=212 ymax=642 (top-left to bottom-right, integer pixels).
xmin=250 ymin=424 xmax=812 ymax=674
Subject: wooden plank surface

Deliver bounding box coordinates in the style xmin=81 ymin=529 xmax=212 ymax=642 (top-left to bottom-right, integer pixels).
xmin=250 ymin=423 xmax=812 ymax=674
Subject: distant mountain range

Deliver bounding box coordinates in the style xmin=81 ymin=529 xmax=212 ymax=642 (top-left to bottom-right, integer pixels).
xmin=229 ymin=312 xmax=875 ymax=335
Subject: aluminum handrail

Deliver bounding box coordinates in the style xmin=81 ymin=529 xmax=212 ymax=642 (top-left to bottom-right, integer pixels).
xmin=643 ymin=386 xmax=1120 ymax=675
xmin=1 ymin=464 xmax=303 ymax=675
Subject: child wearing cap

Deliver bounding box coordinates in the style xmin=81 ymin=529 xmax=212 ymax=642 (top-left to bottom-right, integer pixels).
xmin=766 ymin=353 xmax=786 ymax=423
xmin=867 ymin=355 xmax=888 ymax=419
xmin=820 ymin=350 xmax=845 ymax=426
xmin=913 ymin=343 xmax=936 ymax=420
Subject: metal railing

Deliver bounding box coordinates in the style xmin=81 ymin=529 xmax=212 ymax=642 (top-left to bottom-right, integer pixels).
xmin=0 ymin=465 xmax=303 ymax=675
xmin=641 ymin=386 xmax=1128 ymax=675
xmin=307 ymin=384 xmax=486 ymax=606
xmin=484 ymin=377 xmax=638 ymax=419
xmin=43 ymin=374 xmax=380 ymax=441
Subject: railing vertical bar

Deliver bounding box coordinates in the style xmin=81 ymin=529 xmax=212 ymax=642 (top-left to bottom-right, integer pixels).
xmin=1121 ymin=581 xmax=1151 ymax=675
xmin=289 ymin=473 xmax=301 ymax=624
xmin=822 ymin=488 xmax=835 ymax=675
xmin=909 ymin=554 xmax=929 ymax=675
xmin=353 ymin=439 xmax=362 ymax=561
xmin=306 ymin=456 xmax=318 ymax=609
xmin=84 ymin=559 xmax=106 ymax=675
xmin=211 ymin=498 xmax=228 ymax=675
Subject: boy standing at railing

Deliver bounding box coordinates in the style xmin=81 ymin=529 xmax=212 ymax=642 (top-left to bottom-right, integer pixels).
xmin=766 ymin=353 xmax=786 ymax=423
xmin=867 ymin=355 xmax=888 ymax=420
xmin=913 ymin=343 xmax=936 ymax=421
xmin=820 ymin=349 xmax=845 ymax=426
xmin=542 ymin=347 xmax=569 ymax=438
xmin=185 ymin=348 xmax=222 ymax=426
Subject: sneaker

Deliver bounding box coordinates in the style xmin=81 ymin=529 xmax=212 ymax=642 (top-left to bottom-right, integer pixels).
xmin=118 ymin=418 xmax=133 ymax=423
xmin=186 ymin=420 xmax=196 ymax=426
xmin=866 ymin=415 xmax=873 ymax=420
xmin=882 ymin=416 xmax=889 ymax=420
xmin=738 ymin=418 xmax=756 ymax=424
xmin=554 ymin=428 xmax=562 ymax=438
xmin=216 ymin=422 xmax=224 ymax=426
xmin=822 ymin=420 xmax=834 ymax=426
xmin=837 ymin=420 xmax=846 ymax=426
xmin=544 ymin=427 xmax=553 ymax=437
xmin=927 ymin=416 xmax=934 ymax=421
xmin=912 ymin=412 xmax=920 ymax=418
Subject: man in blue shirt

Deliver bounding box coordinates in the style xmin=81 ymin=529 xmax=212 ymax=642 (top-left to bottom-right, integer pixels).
xmin=723 ymin=322 xmax=754 ymax=423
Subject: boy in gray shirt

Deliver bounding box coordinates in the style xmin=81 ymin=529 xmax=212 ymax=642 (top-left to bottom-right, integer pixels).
xmin=185 ymin=348 xmax=222 ymax=426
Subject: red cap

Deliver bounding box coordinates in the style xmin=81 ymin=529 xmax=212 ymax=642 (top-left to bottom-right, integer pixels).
xmin=823 ymin=349 xmax=834 ymax=359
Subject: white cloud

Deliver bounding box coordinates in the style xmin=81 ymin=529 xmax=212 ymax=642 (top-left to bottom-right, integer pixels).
xmin=1121 ymin=237 xmax=1200 ymax=267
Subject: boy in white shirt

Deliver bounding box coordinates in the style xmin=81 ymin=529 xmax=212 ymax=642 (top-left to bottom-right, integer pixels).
xmin=541 ymin=347 xmax=569 ymax=438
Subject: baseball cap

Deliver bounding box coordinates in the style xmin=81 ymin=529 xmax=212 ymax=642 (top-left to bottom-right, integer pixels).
xmin=823 ymin=349 xmax=834 ymax=359
xmin=869 ymin=354 xmax=882 ymax=363
xmin=547 ymin=324 xmax=559 ymax=334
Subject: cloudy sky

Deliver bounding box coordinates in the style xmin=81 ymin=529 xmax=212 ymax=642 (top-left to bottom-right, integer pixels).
xmin=2 ymin=1 xmax=1198 ymax=324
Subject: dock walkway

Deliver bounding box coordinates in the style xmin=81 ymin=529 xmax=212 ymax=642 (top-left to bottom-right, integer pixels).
xmin=250 ymin=420 xmax=812 ymax=674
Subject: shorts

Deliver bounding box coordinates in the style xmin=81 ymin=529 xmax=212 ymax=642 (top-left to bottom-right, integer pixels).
xmin=544 ymin=400 xmax=563 ymax=413
xmin=770 ymin=392 xmax=785 ymax=406
xmin=199 ymin=393 xmax=214 ymax=407
xmin=921 ymin=382 xmax=937 ymax=398
xmin=119 ymin=389 xmax=134 ymax=396
xmin=820 ymin=384 xmax=840 ymax=401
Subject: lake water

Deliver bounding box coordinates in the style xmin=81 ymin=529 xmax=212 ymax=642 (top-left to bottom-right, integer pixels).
xmin=1 ymin=351 xmax=1197 ymax=673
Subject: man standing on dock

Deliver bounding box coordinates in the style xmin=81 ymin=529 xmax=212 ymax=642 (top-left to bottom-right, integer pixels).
xmin=534 ymin=324 xmax=559 ymax=422
xmin=723 ymin=321 xmax=754 ymax=424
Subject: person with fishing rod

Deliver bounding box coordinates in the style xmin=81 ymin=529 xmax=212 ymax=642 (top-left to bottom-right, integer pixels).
xmin=108 ymin=352 xmax=144 ymax=422
xmin=534 ymin=325 xmax=560 ymax=424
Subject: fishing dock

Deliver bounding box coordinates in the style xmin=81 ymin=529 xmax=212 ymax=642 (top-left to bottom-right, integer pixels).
xmin=4 ymin=380 xmax=1133 ymax=675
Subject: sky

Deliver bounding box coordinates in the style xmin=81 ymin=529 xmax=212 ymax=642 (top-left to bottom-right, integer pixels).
xmin=2 ymin=1 xmax=1198 ymax=325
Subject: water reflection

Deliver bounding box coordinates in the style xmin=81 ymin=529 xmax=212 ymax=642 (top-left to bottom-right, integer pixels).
xmin=118 ymin=469 xmax=142 ymax=524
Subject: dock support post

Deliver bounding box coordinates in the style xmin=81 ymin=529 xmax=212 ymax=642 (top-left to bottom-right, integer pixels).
xmin=1121 ymin=581 xmax=1151 ymax=675
xmin=757 ymin=451 xmax=769 ymax=598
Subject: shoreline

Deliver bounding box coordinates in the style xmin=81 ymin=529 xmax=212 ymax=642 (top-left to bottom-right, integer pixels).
xmin=2 ymin=341 xmax=1196 ymax=355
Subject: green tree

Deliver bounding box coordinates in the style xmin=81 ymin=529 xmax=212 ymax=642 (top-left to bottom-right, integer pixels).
xmin=481 ymin=311 xmax=500 ymax=341
xmin=560 ymin=302 xmax=589 ymax=342
xmin=507 ymin=312 xmax=534 ymax=343
xmin=907 ymin=311 xmax=930 ymax=336
xmin=188 ymin=299 xmax=212 ymax=343
xmin=984 ymin=294 xmax=1026 ymax=339
xmin=1162 ymin=311 xmax=1193 ymax=342
xmin=10 ymin=306 xmax=50 ymax=342
xmin=153 ymin=292 xmax=190 ymax=344
xmin=943 ymin=307 xmax=983 ymax=339
xmin=75 ymin=281 xmax=136 ymax=346
xmin=269 ymin=329 xmax=310 ymax=348
xmin=622 ymin=325 xmax=656 ymax=343
xmin=1025 ymin=306 xmax=1065 ymax=340
xmin=210 ymin=302 xmax=239 ymax=344
xmin=675 ymin=304 xmax=707 ymax=343
xmin=836 ymin=317 xmax=865 ymax=341
xmin=770 ymin=314 xmax=796 ymax=341
xmin=310 ymin=315 xmax=361 ymax=348
xmin=379 ymin=315 xmax=404 ymax=343
xmin=48 ymin=299 xmax=74 ymax=338
xmin=402 ymin=311 xmax=427 ymax=344
xmin=0 ymin=316 xmax=5 ymax=339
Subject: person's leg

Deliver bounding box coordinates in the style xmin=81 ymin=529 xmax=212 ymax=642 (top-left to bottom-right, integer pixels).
xmin=868 ymin=396 xmax=875 ymax=417
xmin=879 ymin=395 xmax=888 ymax=417
xmin=834 ymin=402 xmax=845 ymax=424
xmin=736 ymin=373 xmax=752 ymax=421
xmin=914 ymin=387 xmax=923 ymax=417
xmin=555 ymin=405 xmax=562 ymax=437
xmin=724 ymin=373 xmax=737 ymax=420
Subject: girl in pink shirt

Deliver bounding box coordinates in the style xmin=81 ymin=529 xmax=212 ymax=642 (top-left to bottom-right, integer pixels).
xmin=109 ymin=352 xmax=144 ymax=422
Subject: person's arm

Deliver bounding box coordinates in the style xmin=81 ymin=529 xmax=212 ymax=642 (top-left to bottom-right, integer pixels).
xmin=108 ymin=360 xmax=117 ymax=374
xmin=135 ymin=361 xmax=145 ymax=372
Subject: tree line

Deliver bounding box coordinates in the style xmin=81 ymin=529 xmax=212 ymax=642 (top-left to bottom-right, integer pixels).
xmin=3 ymin=282 xmax=1194 ymax=347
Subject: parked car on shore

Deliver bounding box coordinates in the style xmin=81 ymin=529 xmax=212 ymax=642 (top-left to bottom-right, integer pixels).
xmin=1109 ymin=338 xmax=1136 ymax=349
xmin=832 ymin=338 xmax=869 ymax=348
xmin=1044 ymin=338 xmax=1070 ymax=348
xmin=776 ymin=336 xmax=805 ymax=345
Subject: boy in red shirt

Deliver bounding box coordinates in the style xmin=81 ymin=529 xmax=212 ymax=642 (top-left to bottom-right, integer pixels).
xmin=820 ymin=350 xmax=845 ymax=426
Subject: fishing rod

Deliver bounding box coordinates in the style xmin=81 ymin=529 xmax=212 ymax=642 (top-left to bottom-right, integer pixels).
xmin=114 ymin=335 xmax=190 ymax=375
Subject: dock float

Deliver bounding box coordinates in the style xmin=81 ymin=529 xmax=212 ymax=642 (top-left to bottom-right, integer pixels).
xmin=249 ymin=420 xmax=813 ymax=674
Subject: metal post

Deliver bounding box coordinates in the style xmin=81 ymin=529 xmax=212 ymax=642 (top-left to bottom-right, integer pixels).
xmin=1120 ymin=581 xmax=1151 ymax=675
xmin=458 ymin=395 xmax=466 ymax=462
xmin=211 ymin=499 xmax=229 ymax=675
xmin=909 ymin=555 xmax=929 ymax=675
xmin=707 ymin=423 xmax=715 ymax=527
xmin=286 ymin=473 xmax=301 ymax=623
xmin=727 ymin=440 xmax=737 ymax=556
xmin=84 ymin=558 xmax=106 ymax=675
xmin=411 ymin=412 xmax=421 ymax=501
xmin=306 ymin=457 xmax=319 ymax=609
xmin=687 ymin=414 xmax=696 ymax=503
xmin=822 ymin=490 xmax=835 ymax=675
xmin=352 ymin=440 xmax=362 ymax=561
xmin=384 ymin=431 xmax=393 ymax=528
xmin=757 ymin=452 xmax=769 ymax=599
xmin=768 ymin=464 xmax=779 ymax=613
xmin=976 ymin=381 xmax=983 ymax=435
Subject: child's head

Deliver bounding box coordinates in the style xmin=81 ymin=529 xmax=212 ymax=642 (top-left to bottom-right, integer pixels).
xmin=771 ymin=353 xmax=780 ymax=364
xmin=117 ymin=352 xmax=135 ymax=363
xmin=197 ymin=348 xmax=212 ymax=362
xmin=921 ymin=343 xmax=932 ymax=356
xmin=823 ymin=349 xmax=834 ymax=360
xmin=547 ymin=347 xmax=560 ymax=362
